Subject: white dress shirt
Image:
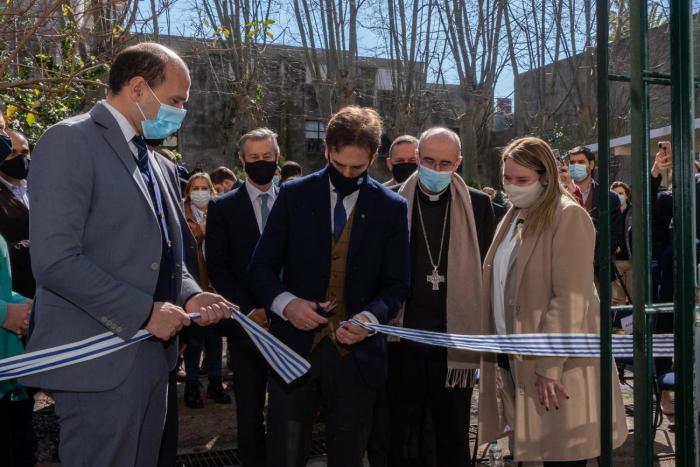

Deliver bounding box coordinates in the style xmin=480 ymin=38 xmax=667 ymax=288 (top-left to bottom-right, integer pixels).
xmin=103 ymin=101 xmax=139 ymax=157
xmin=270 ymin=177 xmax=377 ymax=325
xmin=492 ymin=218 xmax=519 ymax=335
xmin=245 ymin=181 xmax=277 ymax=233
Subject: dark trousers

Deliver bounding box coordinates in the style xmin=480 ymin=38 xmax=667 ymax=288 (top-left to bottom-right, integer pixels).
xmin=266 ymin=338 xmax=376 ymax=467
xmin=157 ymin=368 xmax=179 ymax=467
xmin=184 ymin=326 xmax=223 ymax=380
xmin=389 ymin=344 xmax=473 ymax=467
xmin=229 ymin=337 xmax=268 ymax=467
xmin=0 ymin=393 xmax=37 ymax=467
xmin=367 ymin=342 xmax=399 ymax=467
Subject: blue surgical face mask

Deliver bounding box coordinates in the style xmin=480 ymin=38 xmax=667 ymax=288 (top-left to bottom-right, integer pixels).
xmin=136 ymin=85 xmax=187 ymax=140
xmin=568 ymin=163 xmax=588 ymax=182
xmin=617 ymin=193 xmax=626 ymax=205
xmin=418 ymin=165 xmax=452 ymax=193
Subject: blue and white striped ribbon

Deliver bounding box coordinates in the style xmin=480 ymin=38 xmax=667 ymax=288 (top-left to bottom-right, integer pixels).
xmin=346 ymin=319 xmax=675 ymax=358
xmin=0 ymin=312 xmax=676 ymax=385
xmin=0 ymin=307 xmax=310 ymax=384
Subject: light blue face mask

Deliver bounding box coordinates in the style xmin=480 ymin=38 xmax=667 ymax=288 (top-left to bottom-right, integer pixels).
xmin=617 ymin=193 xmax=626 ymax=205
xmin=136 ymin=85 xmax=187 ymax=140
xmin=568 ymin=163 xmax=588 ymax=182
xmin=418 ymin=165 xmax=452 ymax=193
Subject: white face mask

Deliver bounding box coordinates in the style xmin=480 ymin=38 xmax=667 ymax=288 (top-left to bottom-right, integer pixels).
xmin=190 ymin=190 xmax=211 ymax=209
xmin=504 ymin=180 xmax=544 ymax=208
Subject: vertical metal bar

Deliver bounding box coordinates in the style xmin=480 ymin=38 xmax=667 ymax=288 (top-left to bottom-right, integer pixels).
xmin=670 ymin=0 xmax=697 ymax=464
xmin=595 ymin=0 xmax=613 ymax=464
xmin=630 ymin=0 xmax=654 ymax=465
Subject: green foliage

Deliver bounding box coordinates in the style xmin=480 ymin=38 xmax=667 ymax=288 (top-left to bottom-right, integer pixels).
xmin=0 ymin=2 xmax=111 ymax=143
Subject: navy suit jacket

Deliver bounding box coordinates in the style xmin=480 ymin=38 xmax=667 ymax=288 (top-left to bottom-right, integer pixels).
xmin=205 ymin=183 xmax=264 ymax=338
xmin=248 ymin=167 xmax=410 ymax=386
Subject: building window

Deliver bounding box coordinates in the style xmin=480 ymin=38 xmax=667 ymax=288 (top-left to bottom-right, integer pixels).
xmin=305 ymin=120 xmax=325 ymax=153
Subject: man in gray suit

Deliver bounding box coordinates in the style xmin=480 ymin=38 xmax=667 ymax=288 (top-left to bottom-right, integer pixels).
xmin=21 ymin=42 xmax=231 ymax=466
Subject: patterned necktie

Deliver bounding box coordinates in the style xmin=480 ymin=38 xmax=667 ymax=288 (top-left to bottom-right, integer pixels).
xmin=259 ymin=193 xmax=271 ymax=229
xmin=333 ymin=191 xmax=346 ymax=241
xmin=131 ymin=135 xmax=150 ymax=175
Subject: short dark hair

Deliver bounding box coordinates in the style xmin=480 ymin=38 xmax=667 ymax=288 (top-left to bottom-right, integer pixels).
xmin=209 ymin=166 xmax=237 ymax=184
xmin=325 ymin=106 xmax=383 ymax=157
xmin=389 ymin=134 xmax=418 ymax=158
xmin=281 ymin=161 xmax=302 ymax=181
xmin=108 ymin=42 xmax=183 ymax=94
xmin=569 ymin=145 xmax=595 ymax=163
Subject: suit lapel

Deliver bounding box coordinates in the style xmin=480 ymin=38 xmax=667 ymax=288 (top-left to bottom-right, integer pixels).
xmin=89 ymin=103 xmax=156 ymax=216
xmin=347 ymin=182 xmax=374 ymax=262
xmin=0 ymin=183 xmax=28 ymax=214
xmin=150 ymin=155 xmax=184 ymax=259
xmin=311 ymin=169 xmax=332 ymax=261
xmin=240 ymin=183 xmax=262 ymax=240
xmin=510 ymin=215 xmax=538 ymax=301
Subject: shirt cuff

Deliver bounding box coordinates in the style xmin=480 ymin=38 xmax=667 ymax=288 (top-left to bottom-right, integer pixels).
xmin=271 ymin=292 xmax=297 ymax=320
xmin=359 ymin=311 xmax=378 ymax=335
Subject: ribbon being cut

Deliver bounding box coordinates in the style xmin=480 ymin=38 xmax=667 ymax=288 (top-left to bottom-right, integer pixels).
xmin=0 ymin=311 xmax=674 ymax=384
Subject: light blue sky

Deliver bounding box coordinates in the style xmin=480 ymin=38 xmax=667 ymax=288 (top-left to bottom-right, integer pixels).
xmin=139 ymin=0 xmax=515 ymax=99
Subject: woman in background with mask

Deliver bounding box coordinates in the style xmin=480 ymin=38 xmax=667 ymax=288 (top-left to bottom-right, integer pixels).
xmin=611 ymin=181 xmax=633 ymax=305
xmin=479 ymin=137 xmax=628 ymax=465
xmin=182 ymin=172 xmax=232 ymax=408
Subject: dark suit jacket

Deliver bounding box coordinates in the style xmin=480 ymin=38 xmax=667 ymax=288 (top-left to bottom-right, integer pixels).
xmin=0 ymin=183 xmax=34 ymax=297
xmin=205 ymin=183 xmax=265 ymax=339
xmin=589 ymin=179 xmax=624 ymax=280
xmin=248 ymin=167 xmax=410 ymax=386
xmin=467 ymin=187 xmax=497 ymax=263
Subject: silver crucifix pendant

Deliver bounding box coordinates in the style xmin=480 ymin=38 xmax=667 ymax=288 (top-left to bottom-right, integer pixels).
xmin=426 ymin=267 xmax=445 ymax=291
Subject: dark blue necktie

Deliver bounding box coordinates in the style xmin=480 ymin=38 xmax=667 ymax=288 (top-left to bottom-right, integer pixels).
xmin=131 ymin=135 xmax=151 ymax=175
xmin=333 ymin=190 xmax=346 ymax=241
xmin=131 ymin=135 xmax=175 ymax=302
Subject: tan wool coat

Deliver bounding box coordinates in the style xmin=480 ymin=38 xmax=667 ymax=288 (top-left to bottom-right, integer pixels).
xmin=478 ymin=195 xmax=628 ymax=462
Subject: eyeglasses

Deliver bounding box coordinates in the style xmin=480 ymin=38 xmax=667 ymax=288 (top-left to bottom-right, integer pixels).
xmin=420 ymin=156 xmax=456 ymax=171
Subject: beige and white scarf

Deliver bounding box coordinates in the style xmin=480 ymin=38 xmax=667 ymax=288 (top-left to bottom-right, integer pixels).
xmin=394 ymin=171 xmax=484 ymax=388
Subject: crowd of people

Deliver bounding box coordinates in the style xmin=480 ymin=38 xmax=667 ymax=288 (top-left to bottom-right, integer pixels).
xmin=0 ymin=41 xmax=683 ymax=467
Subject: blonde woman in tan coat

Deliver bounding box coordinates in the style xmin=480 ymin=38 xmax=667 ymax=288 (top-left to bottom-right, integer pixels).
xmin=479 ymin=137 xmax=628 ymax=465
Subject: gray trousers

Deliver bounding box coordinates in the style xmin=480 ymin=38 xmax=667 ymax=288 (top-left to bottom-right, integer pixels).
xmin=52 ymin=339 xmax=169 ymax=467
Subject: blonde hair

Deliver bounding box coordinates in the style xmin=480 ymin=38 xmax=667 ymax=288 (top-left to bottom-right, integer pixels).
xmin=502 ymin=136 xmax=576 ymax=237
xmin=184 ymin=172 xmax=216 ymax=202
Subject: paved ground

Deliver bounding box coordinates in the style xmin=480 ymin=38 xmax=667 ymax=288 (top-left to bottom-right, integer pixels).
xmin=32 ymin=367 xmax=678 ymax=466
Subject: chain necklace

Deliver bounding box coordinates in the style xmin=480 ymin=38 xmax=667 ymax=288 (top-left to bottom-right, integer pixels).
xmin=416 ymin=190 xmax=449 ymax=291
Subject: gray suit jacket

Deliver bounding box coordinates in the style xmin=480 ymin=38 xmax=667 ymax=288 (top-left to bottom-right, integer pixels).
xmin=21 ymin=101 xmax=201 ymax=392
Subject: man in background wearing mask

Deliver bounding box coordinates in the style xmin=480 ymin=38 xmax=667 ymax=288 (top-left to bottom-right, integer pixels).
xmin=568 ymin=146 xmax=623 ymax=283
xmin=390 ymin=127 xmax=494 ymax=466
xmin=0 ymin=127 xmax=34 ymax=298
xmin=205 ymin=127 xmax=280 ymax=467
xmin=21 ymin=42 xmax=230 ymax=466
xmin=249 ymin=106 xmax=410 ymax=467
xmin=384 ymin=134 xmax=419 ymax=189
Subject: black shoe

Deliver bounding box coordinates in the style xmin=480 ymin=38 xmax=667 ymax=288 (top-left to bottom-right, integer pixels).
xmin=207 ymin=377 xmax=232 ymax=404
xmin=184 ymin=380 xmax=204 ymax=409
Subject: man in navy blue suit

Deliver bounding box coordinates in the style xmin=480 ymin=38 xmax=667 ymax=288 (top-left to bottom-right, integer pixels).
xmin=249 ymin=106 xmax=410 ymax=467
xmin=205 ymin=128 xmax=281 ymax=467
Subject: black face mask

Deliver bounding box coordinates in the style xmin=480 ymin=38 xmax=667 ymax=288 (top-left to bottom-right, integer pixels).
xmin=0 ymin=135 xmax=11 ymax=163
xmin=144 ymin=137 xmax=164 ymax=147
xmin=0 ymin=155 xmax=29 ymax=180
xmin=391 ymin=162 xmax=417 ymax=184
xmin=244 ymin=160 xmax=277 ymax=186
xmin=327 ymin=161 xmax=367 ymax=197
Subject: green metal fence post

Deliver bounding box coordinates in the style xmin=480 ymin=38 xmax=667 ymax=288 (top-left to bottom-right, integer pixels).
xmin=630 ymin=1 xmax=655 ymax=465
xmin=595 ymin=1 xmax=614 ymax=464
xmin=670 ymin=0 xmax=697 ymax=465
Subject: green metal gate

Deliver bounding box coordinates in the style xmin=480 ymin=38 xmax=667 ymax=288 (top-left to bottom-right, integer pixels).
xmin=596 ymin=0 xmax=697 ymax=465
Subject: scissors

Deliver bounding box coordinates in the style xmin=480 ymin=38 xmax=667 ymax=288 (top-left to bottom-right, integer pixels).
xmin=315 ymin=297 xmax=338 ymax=317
